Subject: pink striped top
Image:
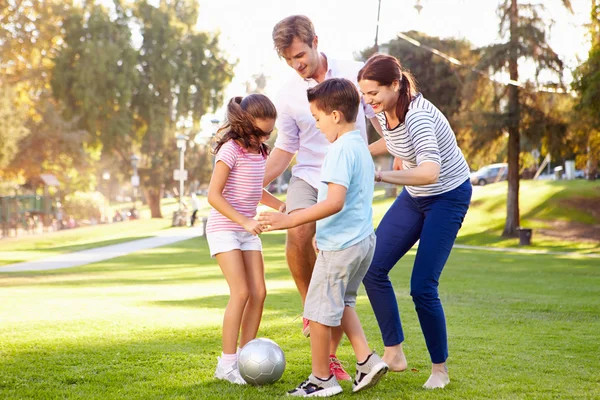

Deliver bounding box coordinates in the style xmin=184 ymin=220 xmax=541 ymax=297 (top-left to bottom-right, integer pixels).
xmin=206 ymin=140 xmax=266 ymax=233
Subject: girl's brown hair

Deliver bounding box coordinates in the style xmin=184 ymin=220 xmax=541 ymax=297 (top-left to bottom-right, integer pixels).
xmin=213 ymin=94 xmax=277 ymax=158
xmin=358 ymin=54 xmax=418 ymax=124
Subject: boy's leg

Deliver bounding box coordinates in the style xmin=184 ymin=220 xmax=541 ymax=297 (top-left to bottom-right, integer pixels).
xmin=310 ymin=322 xmax=332 ymax=379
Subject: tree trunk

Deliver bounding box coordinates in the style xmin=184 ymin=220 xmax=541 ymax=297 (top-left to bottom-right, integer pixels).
xmin=503 ymin=0 xmax=521 ymax=237
xmin=143 ymin=186 xmax=163 ymax=219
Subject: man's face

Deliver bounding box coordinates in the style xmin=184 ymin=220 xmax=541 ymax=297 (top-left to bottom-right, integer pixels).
xmin=281 ymin=36 xmax=320 ymax=79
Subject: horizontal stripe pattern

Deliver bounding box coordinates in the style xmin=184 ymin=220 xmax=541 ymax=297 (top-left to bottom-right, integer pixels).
xmin=377 ymin=94 xmax=470 ymax=197
xmin=206 ymin=140 xmax=266 ymax=233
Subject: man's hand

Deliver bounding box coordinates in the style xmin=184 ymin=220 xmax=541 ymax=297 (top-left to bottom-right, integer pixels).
xmin=278 ymin=202 xmax=287 ymax=214
xmin=258 ymin=211 xmax=292 ymax=231
xmin=242 ymin=218 xmax=263 ymax=235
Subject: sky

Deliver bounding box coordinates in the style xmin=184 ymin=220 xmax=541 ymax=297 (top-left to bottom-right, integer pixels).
xmin=185 ymin=0 xmax=592 ymax=138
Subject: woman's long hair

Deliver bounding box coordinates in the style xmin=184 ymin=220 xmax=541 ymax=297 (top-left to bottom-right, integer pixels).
xmin=358 ymin=54 xmax=418 ymax=124
xmin=213 ymin=94 xmax=277 ymax=157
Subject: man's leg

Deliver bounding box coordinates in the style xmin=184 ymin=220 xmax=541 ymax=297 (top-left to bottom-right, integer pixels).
xmin=285 ymin=217 xmax=316 ymax=303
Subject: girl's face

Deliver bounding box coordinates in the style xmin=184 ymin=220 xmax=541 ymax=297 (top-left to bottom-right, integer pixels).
xmin=255 ymin=118 xmax=276 ymax=142
xmin=358 ymin=79 xmax=400 ymax=114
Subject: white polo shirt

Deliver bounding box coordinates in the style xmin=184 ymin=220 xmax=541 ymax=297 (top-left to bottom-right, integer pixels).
xmin=273 ymin=55 xmax=375 ymax=189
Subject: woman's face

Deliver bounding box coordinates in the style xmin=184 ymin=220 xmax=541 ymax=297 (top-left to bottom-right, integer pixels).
xmin=255 ymin=118 xmax=276 ymax=142
xmin=358 ymin=79 xmax=400 ymax=115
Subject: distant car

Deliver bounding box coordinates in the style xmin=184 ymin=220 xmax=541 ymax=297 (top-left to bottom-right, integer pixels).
xmin=470 ymin=163 xmax=508 ymax=186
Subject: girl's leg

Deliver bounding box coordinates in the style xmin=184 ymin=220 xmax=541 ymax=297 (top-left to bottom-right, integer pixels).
xmin=411 ymin=182 xmax=471 ymax=388
xmin=362 ymin=190 xmax=423 ymax=371
xmin=239 ymin=250 xmax=266 ymax=347
xmin=215 ymin=250 xmax=249 ymax=355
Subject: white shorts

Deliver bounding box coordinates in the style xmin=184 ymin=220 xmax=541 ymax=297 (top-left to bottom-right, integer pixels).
xmin=206 ymin=230 xmax=262 ymax=257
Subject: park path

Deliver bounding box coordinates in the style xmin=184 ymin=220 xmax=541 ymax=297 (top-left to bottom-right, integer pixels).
xmin=1 ymin=230 xmax=598 ymax=273
xmin=0 ymin=227 xmax=203 ymax=273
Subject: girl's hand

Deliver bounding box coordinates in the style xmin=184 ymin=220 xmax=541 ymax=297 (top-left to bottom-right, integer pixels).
xmin=243 ymin=218 xmax=263 ymax=235
xmin=258 ymin=211 xmax=291 ymax=231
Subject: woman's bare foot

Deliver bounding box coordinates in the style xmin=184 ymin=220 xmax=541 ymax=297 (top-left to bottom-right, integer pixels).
xmin=382 ymin=344 xmax=408 ymax=372
xmin=423 ymin=363 xmax=449 ymax=389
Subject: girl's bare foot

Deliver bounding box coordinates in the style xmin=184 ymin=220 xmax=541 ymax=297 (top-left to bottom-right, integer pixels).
xmin=423 ymin=363 xmax=449 ymax=389
xmin=382 ymin=344 xmax=408 ymax=372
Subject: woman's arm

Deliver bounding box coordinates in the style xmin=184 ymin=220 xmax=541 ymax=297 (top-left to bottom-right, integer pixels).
xmin=376 ymin=161 xmax=440 ymax=186
xmin=207 ymin=161 xmax=262 ymax=235
xmin=369 ymin=138 xmax=389 ymax=156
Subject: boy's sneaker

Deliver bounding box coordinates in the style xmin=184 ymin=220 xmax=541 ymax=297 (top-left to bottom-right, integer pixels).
xmin=302 ymin=317 xmax=310 ymax=337
xmin=329 ymin=356 xmax=351 ymax=381
xmin=287 ymin=374 xmax=342 ymax=397
xmin=214 ymin=357 xmax=247 ymax=385
xmin=352 ymin=352 xmax=388 ymax=393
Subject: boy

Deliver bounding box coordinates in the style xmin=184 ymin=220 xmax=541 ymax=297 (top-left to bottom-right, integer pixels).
xmin=258 ymin=78 xmax=388 ymax=397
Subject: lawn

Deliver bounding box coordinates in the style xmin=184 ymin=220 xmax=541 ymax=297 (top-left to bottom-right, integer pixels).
xmin=1 ymin=233 xmax=598 ymax=399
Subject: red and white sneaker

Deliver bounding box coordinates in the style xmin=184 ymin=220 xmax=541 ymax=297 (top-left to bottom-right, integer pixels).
xmin=302 ymin=317 xmax=310 ymax=337
xmin=329 ymin=355 xmax=352 ymax=381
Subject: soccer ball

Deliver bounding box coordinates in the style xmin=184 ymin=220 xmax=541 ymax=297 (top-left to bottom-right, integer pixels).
xmin=238 ymin=338 xmax=286 ymax=385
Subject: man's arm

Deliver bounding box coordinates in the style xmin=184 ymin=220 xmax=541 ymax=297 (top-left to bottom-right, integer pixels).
xmin=263 ymin=148 xmax=295 ymax=187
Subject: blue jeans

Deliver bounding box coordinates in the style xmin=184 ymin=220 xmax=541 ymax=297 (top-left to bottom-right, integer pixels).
xmin=363 ymin=179 xmax=472 ymax=363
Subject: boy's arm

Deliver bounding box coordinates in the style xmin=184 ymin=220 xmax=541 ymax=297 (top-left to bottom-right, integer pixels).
xmin=258 ymin=183 xmax=347 ymax=231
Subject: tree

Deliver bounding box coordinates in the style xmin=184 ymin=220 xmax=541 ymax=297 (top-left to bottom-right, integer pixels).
xmin=572 ymin=0 xmax=600 ymax=180
xmin=0 ymin=84 xmax=29 ymax=170
xmin=132 ymin=0 xmax=234 ymax=217
xmin=476 ymin=0 xmax=573 ymax=237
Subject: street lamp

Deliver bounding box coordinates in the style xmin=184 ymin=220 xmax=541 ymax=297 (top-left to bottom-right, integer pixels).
xmin=130 ymin=155 xmax=140 ymax=212
xmin=176 ymin=134 xmax=188 ymax=212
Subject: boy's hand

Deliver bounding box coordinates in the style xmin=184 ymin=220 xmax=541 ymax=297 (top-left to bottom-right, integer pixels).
xmin=243 ymin=218 xmax=263 ymax=235
xmin=312 ymin=235 xmax=319 ymax=253
xmin=258 ymin=211 xmax=291 ymax=231
xmin=393 ymin=157 xmax=403 ymax=170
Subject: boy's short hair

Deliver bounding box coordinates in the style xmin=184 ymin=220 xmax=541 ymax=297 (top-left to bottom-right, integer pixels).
xmin=272 ymin=15 xmax=315 ymax=57
xmin=306 ymin=78 xmax=360 ymax=123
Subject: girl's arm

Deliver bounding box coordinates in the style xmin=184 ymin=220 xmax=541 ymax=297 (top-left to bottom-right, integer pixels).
xmin=376 ymin=161 xmax=440 ymax=186
xmin=260 ymin=188 xmax=285 ymax=211
xmin=207 ymin=161 xmax=262 ymax=235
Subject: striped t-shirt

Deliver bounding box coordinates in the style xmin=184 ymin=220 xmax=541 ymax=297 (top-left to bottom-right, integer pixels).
xmin=377 ymin=94 xmax=470 ymax=197
xmin=206 ymin=140 xmax=266 ymax=233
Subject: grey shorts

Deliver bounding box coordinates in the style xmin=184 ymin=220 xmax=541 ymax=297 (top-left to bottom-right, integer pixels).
xmin=286 ymin=176 xmax=318 ymax=214
xmin=303 ymin=233 xmax=377 ymax=327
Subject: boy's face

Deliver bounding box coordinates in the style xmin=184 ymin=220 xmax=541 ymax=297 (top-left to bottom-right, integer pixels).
xmin=310 ymin=102 xmax=338 ymax=143
xmin=281 ymin=36 xmax=320 ymax=80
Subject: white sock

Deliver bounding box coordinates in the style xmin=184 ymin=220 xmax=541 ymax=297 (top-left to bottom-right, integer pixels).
xmin=220 ymin=352 xmax=237 ymax=368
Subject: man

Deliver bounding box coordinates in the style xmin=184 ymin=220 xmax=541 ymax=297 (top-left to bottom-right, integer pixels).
xmin=264 ymin=15 xmax=382 ymax=381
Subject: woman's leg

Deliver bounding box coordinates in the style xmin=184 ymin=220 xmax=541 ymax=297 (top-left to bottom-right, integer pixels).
xmin=215 ymin=250 xmax=249 ymax=354
xmin=239 ymin=250 xmax=266 ymax=347
xmin=410 ymin=182 xmax=471 ymax=388
xmin=363 ymin=190 xmax=423 ymax=371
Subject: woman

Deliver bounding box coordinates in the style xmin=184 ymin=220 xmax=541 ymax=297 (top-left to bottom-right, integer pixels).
xmin=358 ymin=54 xmax=472 ymax=389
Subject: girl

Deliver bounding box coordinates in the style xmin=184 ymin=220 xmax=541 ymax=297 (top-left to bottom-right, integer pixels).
xmin=206 ymin=94 xmax=285 ymax=384
xmin=358 ymin=54 xmax=472 ymax=389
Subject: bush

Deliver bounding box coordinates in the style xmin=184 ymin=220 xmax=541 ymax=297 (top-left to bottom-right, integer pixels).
xmin=63 ymin=191 xmax=105 ymax=222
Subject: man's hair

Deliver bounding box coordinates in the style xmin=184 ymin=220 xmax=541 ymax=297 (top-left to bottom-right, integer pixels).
xmin=272 ymin=15 xmax=315 ymax=57
xmin=306 ymin=78 xmax=360 ymax=123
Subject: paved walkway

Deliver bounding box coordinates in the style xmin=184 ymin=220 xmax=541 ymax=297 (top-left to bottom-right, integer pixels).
xmin=0 ymin=228 xmax=203 ymax=273
xmin=1 ymin=230 xmax=597 ymax=273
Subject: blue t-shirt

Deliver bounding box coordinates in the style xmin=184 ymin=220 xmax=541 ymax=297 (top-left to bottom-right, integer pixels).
xmin=316 ymin=130 xmax=375 ymax=251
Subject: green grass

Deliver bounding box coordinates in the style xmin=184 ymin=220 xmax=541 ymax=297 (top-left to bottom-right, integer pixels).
xmin=0 ymin=234 xmax=599 ymax=399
